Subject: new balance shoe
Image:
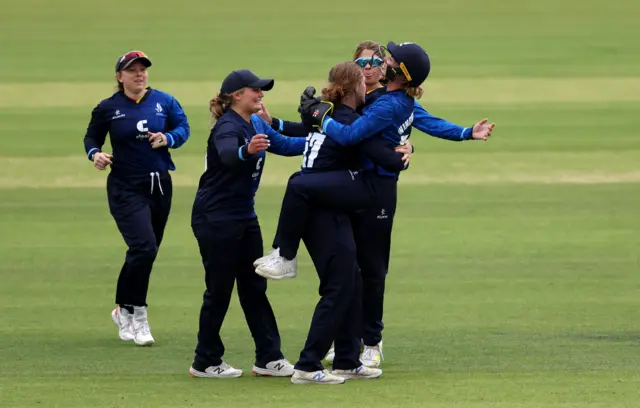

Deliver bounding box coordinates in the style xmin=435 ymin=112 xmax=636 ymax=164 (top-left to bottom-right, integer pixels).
xmin=253 ymin=248 xmax=280 ymax=268
xmin=132 ymin=306 xmax=155 ymax=346
xmin=291 ymin=369 xmax=345 ymax=385
xmin=189 ymin=362 xmax=243 ymax=378
xmin=255 ymin=256 xmax=297 ymax=280
xmin=361 ymin=341 xmax=383 ymax=367
xmin=252 ymin=358 xmax=294 ymax=377
xmin=331 ymin=365 xmax=382 ymax=380
xmin=111 ymin=307 xmax=134 ymax=341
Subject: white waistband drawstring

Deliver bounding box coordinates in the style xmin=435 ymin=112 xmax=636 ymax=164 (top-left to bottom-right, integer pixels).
xmin=149 ymin=172 xmax=164 ymax=195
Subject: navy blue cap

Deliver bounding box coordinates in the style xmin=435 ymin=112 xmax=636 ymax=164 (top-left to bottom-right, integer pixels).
xmin=220 ymin=70 xmax=274 ymax=94
xmin=386 ymin=41 xmax=430 ymax=87
xmin=115 ymin=50 xmax=152 ymax=72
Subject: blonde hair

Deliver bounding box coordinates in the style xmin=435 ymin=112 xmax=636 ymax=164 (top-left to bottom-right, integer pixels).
xmin=209 ymin=92 xmax=233 ymax=120
xmin=353 ymin=40 xmax=385 ymax=60
xmin=405 ymin=85 xmax=424 ymax=99
xmin=321 ymin=62 xmax=364 ymax=104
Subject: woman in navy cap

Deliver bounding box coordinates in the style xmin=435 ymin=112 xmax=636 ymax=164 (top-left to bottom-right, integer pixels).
xmin=188 ymin=69 xmax=306 ymax=379
xmin=83 ymin=50 xmax=190 ymax=347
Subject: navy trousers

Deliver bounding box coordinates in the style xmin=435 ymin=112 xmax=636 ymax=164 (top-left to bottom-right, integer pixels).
xmin=294 ymin=208 xmax=362 ymax=372
xmin=275 ymin=170 xmax=378 ymax=260
xmin=351 ymin=177 xmax=398 ymax=346
xmin=107 ymin=172 xmax=172 ymax=307
xmin=191 ymin=214 xmax=284 ymax=368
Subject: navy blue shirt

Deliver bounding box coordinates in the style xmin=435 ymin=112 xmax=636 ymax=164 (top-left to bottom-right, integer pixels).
xmin=193 ymin=110 xmax=306 ymax=222
xmin=301 ymin=104 xmax=406 ymax=173
xmin=83 ymin=88 xmax=190 ymax=178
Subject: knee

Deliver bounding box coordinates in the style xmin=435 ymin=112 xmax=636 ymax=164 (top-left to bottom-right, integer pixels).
xmin=130 ymin=240 xmax=158 ymax=261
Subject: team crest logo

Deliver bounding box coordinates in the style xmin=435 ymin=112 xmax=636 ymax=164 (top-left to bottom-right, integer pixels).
xmin=156 ymin=103 xmax=162 ymax=113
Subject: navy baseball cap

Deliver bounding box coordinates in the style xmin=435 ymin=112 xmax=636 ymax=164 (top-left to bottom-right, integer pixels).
xmin=115 ymin=50 xmax=152 ymax=72
xmin=220 ymin=70 xmax=274 ymax=94
xmin=386 ymin=41 xmax=431 ymax=87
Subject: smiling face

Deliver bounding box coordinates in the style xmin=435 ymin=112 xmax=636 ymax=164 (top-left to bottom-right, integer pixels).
xmin=233 ymin=87 xmax=264 ymax=114
xmin=116 ymin=60 xmax=148 ymax=94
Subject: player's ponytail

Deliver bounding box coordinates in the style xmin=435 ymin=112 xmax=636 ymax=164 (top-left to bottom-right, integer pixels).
xmin=405 ymin=85 xmax=424 ymax=99
xmin=321 ymin=62 xmax=363 ymax=105
xmin=209 ymin=92 xmax=233 ymax=120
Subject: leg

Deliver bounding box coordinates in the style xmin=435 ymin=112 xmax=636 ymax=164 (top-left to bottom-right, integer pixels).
xmin=191 ymin=220 xmax=244 ymax=369
xmin=332 ymin=264 xmax=363 ymax=371
xmin=353 ymin=179 xmax=397 ymax=367
xmin=107 ymin=174 xmax=159 ymax=308
xmin=276 ymin=170 xmax=375 ymax=260
xmin=294 ymin=210 xmax=358 ymax=372
xmin=234 ymin=219 xmax=285 ymax=367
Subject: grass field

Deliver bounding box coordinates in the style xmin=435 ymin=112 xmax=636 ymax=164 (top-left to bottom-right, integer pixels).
xmin=1 ymin=0 xmax=640 ymax=407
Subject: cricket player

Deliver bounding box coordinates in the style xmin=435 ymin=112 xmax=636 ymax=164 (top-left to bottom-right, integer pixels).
xmin=188 ymin=70 xmax=306 ymax=379
xmin=83 ymin=50 xmax=190 ymax=346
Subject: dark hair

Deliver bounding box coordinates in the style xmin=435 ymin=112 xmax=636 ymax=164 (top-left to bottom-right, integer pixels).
xmin=353 ymin=40 xmax=386 ymax=60
xmin=321 ymin=62 xmax=364 ymax=104
xmin=115 ymin=77 xmax=124 ymax=92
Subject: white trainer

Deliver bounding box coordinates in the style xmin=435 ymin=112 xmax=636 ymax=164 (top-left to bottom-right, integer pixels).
xmin=189 ymin=362 xmax=243 ymax=378
xmin=361 ymin=341 xmax=383 ymax=367
xmin=252 ymin=358 xmax=294 ymax=377
xmin=255 ymin=256 xmax=297 ymax=280
xmin=290 ymin=369 xmax=345 ymax=385
xmin=253 ymin=248 xmax=280 ymax=268
xmin=132 ymin=306 xmax=155 ymax=346
xmin=331 ymin=365 xmax=382 ymax=380
xmin=324 ymin=345 xmax=335 ymax=363
xmin=111 ymin=307 xmax=134 ymax=341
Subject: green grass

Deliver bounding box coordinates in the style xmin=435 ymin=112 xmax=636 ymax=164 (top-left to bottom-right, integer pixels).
xmin=1 ymin=0 xmax=640 ymax=406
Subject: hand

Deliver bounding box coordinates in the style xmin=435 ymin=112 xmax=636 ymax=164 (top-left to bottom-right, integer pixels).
xmin=256 ymin=103 xmax=272 ymax=124
xmin=297 ymin=87 xmax=334 ymax=129
xmin=472 ymin=118 xmax=495 ymax=141
xmin=395 ymin=142 xmax=412 ymax=167
xmin=93 ymin=152 xmax=113 ymax=170
xmin=247 ymin=134 xmax=270 ymax=155
xmin=149 ymin=132 xmax=168 ymax=148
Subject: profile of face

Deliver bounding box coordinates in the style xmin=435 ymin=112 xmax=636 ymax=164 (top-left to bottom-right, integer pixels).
xmin=117 ymin=61 xmax=148 ymax=94
xmin=234 ymin=87 xmax=264 ymax=114
xmin=355 ymin=49 xmax=385 ymax=87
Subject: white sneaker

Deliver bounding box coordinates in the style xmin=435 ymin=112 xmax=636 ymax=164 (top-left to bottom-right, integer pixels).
xmin=361 ymin=341 xmax=383 ymax=367
xmin=252 ymin=358 xmax=294 ymax=377
xmin=331 ymin=365 xmax=382 ymax=380
xmin=189 ymin=362 xmax=243 ymax=378
xmin=290 ymin=369 xmax=345 ymax=385
xmin=255 ymin=256 xmax=297 ymax=280
xmin=111 ymin=307 xmax=134 ymax=341
xmin=253 ymin=248 xmax=280 ymax=267
xmin=324 ymin=345 xmax=335 ymax=363
xmin=132 ymin=306 xmax=155 ymax=346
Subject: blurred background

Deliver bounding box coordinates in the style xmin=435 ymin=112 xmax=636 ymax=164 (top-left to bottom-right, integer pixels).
xmin=1 ymin=0 xmax=639 ymax=406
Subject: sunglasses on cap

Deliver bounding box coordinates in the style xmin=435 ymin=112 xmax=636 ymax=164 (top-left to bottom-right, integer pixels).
xmin=354 ymin=56 xmax=384 ymax=68
xmin=116 ymin=50 xmax=152 ymax=72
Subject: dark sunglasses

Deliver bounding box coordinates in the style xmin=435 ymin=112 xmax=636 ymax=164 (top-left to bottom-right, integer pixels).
xmin=354 ymin=57 xmax=384 ymax=68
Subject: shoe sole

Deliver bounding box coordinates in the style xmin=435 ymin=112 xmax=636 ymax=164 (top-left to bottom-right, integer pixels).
xmin=134 ymin=338 xmax=155 ymax=347
xmin=361 ymin=360 xmax=381 ymax=368
xmin=291 ymin=377 xmax=345 ymax=385
xmin=111 ymin=310 xmax=134 ymax=341
xmin=251 ymin=366 xmax=294 ymax=377
xmin=254 ymin=268 xmax=297 ymax=280
xmin=189 ymin=367 xmax=243 ymax=378
xmin=332 ymin=371 xmax=383 ymax=380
